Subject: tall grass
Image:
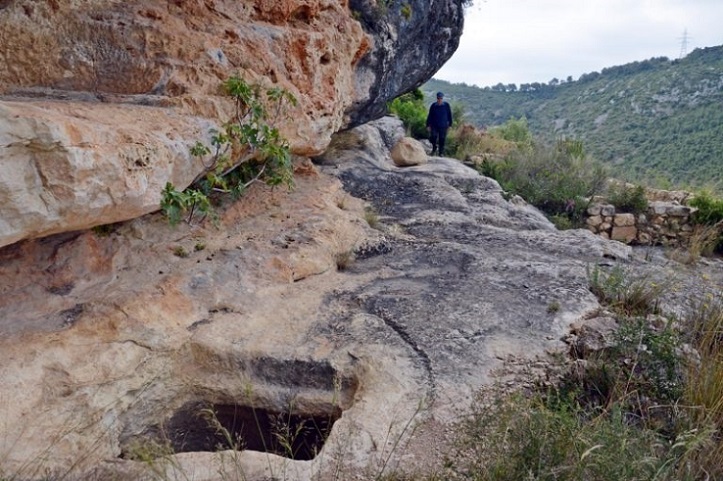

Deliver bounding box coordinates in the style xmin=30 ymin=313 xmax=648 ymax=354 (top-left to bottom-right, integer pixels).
xmin=450 ymin=393 xmax=691 ymax=481
xmin=689 ymin=190 xmax=723 ymax=255
xmin=586 ymin=265 xmax=667 ymax=317
xmin=682 ymin=297 xmax=723 ymax=479
xmin=418 ymin=269 xmax=723 ymax=481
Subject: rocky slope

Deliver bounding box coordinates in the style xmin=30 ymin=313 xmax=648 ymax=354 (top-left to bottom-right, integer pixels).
xmin=2 ymin=117 xmax=685 ymax=480
xmin=0 ymin=0 xmax=466 ymax=248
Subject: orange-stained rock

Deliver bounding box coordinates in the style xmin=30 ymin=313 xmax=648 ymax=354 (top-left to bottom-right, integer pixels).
xmin=0 ymin=0 xmax=370 ymax=154
xmin=0 ymin=0 xmax=466 ymax=247
xmin=0 ymin=0 xmax=368 ymax=247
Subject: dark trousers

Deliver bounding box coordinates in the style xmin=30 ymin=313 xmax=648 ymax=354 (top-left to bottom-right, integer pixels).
xmin=430 ymin=127 xmax=448 ymax=155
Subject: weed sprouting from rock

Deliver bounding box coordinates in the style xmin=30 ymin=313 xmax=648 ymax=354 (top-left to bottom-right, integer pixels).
xmin=161 ymin=76 xmax=296 ymax=225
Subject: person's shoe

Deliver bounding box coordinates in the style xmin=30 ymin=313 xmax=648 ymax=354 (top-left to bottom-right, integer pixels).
xmin=438 ymin=150 xmax=444 ymax=156
xmin=430 ymin=148 xmax=437 ymax=156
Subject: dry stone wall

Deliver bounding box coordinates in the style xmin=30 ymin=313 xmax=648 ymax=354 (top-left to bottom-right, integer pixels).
xmin=586 ymin=200 xmax=697 ymax=246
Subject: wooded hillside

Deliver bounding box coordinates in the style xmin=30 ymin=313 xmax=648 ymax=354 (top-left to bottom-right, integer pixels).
xmin=424 ymin=45 xmax=723 ymax=189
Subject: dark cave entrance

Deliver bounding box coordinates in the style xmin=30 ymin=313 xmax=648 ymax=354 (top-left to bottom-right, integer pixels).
xmin=122 ymin=402 xmax=342 ymax=461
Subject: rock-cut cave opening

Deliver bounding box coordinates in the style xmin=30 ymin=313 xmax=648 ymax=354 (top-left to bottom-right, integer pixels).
xmin=121 ymin=401 xmax=344 ymax=462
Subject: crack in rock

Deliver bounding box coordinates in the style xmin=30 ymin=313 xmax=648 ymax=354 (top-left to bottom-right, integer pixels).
xmin=367 ymin=303 xmax=436 ymax=398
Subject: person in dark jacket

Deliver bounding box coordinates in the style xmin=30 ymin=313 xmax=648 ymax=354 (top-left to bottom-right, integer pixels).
xmin=426 ymin=91 xmax=453 ymax=156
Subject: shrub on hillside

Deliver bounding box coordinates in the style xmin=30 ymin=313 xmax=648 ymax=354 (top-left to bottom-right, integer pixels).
xmin=494 ymin=116 xmax=533 ymax=145
xmin=484 ymin=140 xmax=608 ymax=225
xmin=690 ymin=190 xmax=723 ymax=224
xmin=451 ymin=393 xmax=684 ymax=481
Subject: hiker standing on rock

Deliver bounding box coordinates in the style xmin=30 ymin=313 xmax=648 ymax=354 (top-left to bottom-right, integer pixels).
xmin=426 ymin=91 xmax=453 ymax=156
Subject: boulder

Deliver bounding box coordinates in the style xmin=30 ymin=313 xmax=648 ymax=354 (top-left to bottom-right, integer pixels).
xmin=345 ymin=0 xmax=466 ymax=124
xmin=565 ymin=316 xmax=619 ymax=358
xmin=586 ymin=215 xmax=603 ymax=227
xmin=3 ymin=118 xmax=624 ymax=479
xmin=22 ymin=117 xmax=723 ymax=481
xmin=587 ymin=203 xmax=602 ymax=216
xmin=391 ymin=137 xmax=428 ymax=166
xmin=600 ymin=204 xmax=616 ymax=216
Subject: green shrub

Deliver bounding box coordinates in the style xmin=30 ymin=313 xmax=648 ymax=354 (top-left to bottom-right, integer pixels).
xmin=491 ymin=141 xmax=607 ymax=221
xmin=690 ymin=190 xmax=723 ymax=224
xmin=549 ymin=213 xmax=574 ymax=230
xmin=161 ymin=183 xmax=213 ymax=226
xmin=388 ymin=89 xmax=428 ymax=138
xmin=454 ymin=129 xmax=518 ymax=164
xmin=607 ymin=183 xmax=648 ymax=214
xmin=477 ymin=158 xmax=503 ymax=179
xmin=689 ymin=190 xmax=723 ymax=253
xmin=614 ymin=317 xmax=684 ymax=402
xmin=493 ymin=116 xmax=533 ymax=145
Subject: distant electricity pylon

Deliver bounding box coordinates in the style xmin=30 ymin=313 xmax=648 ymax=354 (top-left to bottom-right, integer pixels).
xmin=678 ymin=28 xmax=691 ymax=58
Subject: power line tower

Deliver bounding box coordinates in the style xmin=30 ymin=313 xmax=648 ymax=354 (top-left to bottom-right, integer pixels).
xmin=678 ymin=28 xmax=690 ymax=59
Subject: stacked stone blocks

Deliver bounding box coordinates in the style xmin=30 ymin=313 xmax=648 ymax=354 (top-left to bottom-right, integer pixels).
xmin=586 ymin=200 xmax=696 ymax=246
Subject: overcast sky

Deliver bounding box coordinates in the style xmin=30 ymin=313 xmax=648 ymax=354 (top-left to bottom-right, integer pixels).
xmin=435 ymin=0 xmax=723 ymax=87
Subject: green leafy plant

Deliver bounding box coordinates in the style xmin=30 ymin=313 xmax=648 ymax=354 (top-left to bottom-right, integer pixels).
xmin=495 ymin=116 xmax=533 ymax=145
xmin=690 ymin=190 xmax=723 ymax=225
xmin=161 ymin=76 xmax=296 ymax=225
xmin=160 ymin=182 xmax=213 ymax=226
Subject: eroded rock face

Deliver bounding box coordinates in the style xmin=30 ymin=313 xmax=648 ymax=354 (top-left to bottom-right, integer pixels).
xmin=0 ymin=119 xmax=675 ymax=480
xmin=347 ymin=0 xmax=467 ymax=124
xmin=0 ymin=0 xmax=370 ymax=142
xmin=0 ymin=0 xmax=466 ymax=247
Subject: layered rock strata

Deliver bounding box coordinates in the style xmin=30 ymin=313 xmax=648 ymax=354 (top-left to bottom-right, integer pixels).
xmin=0 ymin=0 xmax=466 ymax=248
